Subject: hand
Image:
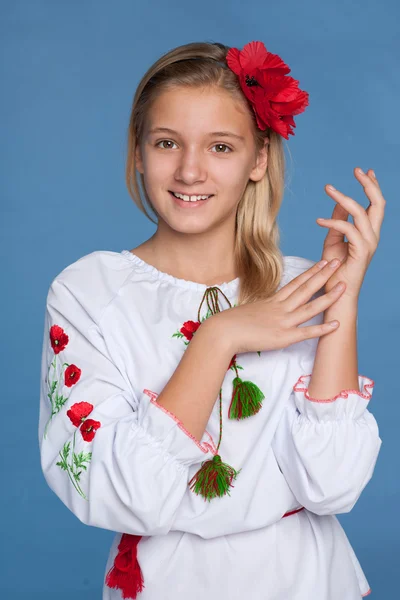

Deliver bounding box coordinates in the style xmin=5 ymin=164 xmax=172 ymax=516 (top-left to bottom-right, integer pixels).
xmin=316 ymin=167 xmax=385 ymax=300
xmin=214 ymin=259 xmax=347 ymax=355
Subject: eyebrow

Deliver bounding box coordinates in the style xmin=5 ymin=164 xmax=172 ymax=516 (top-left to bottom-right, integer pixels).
xmin=148 ymin=127 xmax=245 ymax=142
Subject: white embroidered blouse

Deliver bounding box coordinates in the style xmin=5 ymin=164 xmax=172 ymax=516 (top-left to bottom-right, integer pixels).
xmin=38 ymin=249 xmax=382 ymax=599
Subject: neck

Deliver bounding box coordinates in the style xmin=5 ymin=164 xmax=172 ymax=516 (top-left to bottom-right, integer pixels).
xmin=135 ymin=230 xmax=238 ymax=286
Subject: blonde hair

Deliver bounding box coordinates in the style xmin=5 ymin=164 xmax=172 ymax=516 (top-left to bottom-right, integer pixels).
xmin=126 ymin=41 xmax=289 ymax=305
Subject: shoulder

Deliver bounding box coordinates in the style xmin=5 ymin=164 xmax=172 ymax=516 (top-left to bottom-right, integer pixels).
xmin=46 ymin=250 xmax=136 ymax=325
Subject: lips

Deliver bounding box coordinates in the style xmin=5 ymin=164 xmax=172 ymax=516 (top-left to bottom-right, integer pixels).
xmin=168 ymin=191 xmax=213 ymax=201
xmin=168 ymin=191 xmax=214 ymax=208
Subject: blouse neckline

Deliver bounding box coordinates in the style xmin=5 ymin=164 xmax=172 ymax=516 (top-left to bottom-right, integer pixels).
xmin=120 ymin=249 xmax=241 ymax=294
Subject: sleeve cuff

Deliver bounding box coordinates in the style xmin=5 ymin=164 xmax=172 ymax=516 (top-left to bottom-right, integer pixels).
xmin=135 ymin=389 xmax=216 ymax=467
xmin=292 ymin=374 xmax=375 ymax=422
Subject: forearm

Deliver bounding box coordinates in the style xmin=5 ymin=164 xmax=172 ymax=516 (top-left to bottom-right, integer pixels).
xmin=307 ymin=296 xmax=360 ymax=399
xmin=156 ymin=316 xmax=234 ymax=441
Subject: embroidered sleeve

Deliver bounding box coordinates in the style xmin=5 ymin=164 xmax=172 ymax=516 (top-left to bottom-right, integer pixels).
xmin=39 ymin=278 xmax=214 ymax=536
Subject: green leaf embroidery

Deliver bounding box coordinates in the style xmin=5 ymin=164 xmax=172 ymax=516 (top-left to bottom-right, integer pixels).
xmin=172 ymin=332 xmax=184 ymax=339
xmin=54 ymin=393 xmax=68 ymax=414
xmin=56 ymin=434 xmax=90 ymax=501
xmin=44 ymin=354 xmax=76 ymax=438
xmin=73 ymin=452 xmax=92 ymax=481
xmin=56 ymin=441 xmax=71 ymax=471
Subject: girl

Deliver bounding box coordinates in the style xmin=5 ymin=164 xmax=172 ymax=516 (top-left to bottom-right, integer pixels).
xmin=38 ymin=40 xmax=384 ymax=599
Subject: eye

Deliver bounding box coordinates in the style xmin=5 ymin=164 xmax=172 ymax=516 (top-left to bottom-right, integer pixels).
xmin=154 ymin=140 xmax=233 ymax=153
xmin=211 ymin=143 xmax=232 ymax=154
xmin=156 ymin=140 xmax=177 ymax=150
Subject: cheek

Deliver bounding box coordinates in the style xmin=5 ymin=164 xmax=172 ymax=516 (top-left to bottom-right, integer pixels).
xmin=142 ymin=164 xmax=171 ymax=202
xmin=217 ymin=164 xmax=252 ymax=199
xmin=145 ymin=158 xmax=170 ymax=182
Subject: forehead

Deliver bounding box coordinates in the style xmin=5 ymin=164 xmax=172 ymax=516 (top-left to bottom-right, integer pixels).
xmin=145 ymin=86 xmax=252 ymax=138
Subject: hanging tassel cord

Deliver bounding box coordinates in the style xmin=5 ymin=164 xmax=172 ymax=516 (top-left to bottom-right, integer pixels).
xmin=190 ymin=287 xmax=243 ymax=501
xmin=199 ymin=287 xmax=266 ymax=422
xmin=105 ymin=534 xmax=144 ymax=599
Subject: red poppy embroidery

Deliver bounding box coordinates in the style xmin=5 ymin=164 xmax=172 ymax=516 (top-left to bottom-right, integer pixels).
xmin=50 ymin=324 xmax=69 ymax=354
xmin=67 ymin=401 xmax=94 ymax=427
xmin=45 ymin=323 xmax=102 ymax=501
xmin=64 ymin=363 xmax=82 ymax=387
xmin=180 ymin=320 xmax=201 ymax=341
xmin=44 ymin=325 xmax=82 ymax=437
xmin=80 ymin=418 xmax=102 ymax=442
xmin=56 ymin=401 xmax=102 ymax=500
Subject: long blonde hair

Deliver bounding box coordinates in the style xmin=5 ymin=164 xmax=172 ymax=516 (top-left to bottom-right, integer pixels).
xmin=126 ymin=41 xmax=289 ymax=305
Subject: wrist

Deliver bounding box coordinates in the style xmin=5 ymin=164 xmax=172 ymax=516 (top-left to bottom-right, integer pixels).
xmin=324 ymin=294 xmax=359 ymax=322
xmin=197 ymin=311 xmax=237 ymax=359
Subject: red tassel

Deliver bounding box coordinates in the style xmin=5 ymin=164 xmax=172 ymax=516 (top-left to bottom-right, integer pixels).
xmin=105 ymin=533 xmax=144 ymax=599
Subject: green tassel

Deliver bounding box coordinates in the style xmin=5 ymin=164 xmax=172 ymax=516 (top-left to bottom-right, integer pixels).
xmin=188 ymin=455 xmax=241 ymax=501
xmin=228 ymin=377 xmax=265 ymax=420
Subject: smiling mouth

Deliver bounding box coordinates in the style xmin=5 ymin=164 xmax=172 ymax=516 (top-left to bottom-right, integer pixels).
xmin=169 ymin=191 xmax=214 ymax=202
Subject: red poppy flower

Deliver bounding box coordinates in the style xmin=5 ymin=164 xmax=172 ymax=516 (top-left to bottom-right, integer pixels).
xmin=180 ymin=320 xmax=201 ymax=341
xmin=67 ymin=402 xmax=94 ymax=427
xmin=64 ymin=364 xmax=82 ymax=388
xmin=80 ymin=418 xmax=101 ymax=442
xmin=228 ymin=354 xmax=237 ymax=370
xmin=50 ymin=325 xmax=69 ymax=354
xmin=226 ymin=40 xmax=309 ymax=139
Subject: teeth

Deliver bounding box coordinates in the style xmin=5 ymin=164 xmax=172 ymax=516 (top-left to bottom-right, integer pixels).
xmin=172 ymin=192 xmax=211 ymax=202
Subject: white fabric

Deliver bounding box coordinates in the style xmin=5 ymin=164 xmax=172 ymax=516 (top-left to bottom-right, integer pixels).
xmin=38 ymin=249 xmax=382 ymax=599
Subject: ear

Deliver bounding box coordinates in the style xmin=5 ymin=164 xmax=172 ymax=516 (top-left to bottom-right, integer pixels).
xmin=249 ymin=138 xmax=269 ymax=182
xmin=135 ymin=141 xmax=144 ymax=174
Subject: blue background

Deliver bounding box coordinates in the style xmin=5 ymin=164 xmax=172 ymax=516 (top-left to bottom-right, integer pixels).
xmin=1 ymin=0 xmax=398 ymax=598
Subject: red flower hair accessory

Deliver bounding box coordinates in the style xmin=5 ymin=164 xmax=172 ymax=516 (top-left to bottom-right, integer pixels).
xmin=226 ymin=40 xmax=309 ymax=139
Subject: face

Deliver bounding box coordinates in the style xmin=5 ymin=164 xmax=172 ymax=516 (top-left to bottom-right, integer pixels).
xmin=135 ymin=86 xmax=268 ymax=236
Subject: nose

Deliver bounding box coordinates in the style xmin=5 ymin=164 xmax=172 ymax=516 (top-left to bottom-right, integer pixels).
xmin=174 ymin=148 xmax=207 ymax=186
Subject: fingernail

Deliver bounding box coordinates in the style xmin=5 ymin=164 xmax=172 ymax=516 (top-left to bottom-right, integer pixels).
xmin=317 ymin=260 xmax=328 ymax=268
xmin=357 ymin=168 xmax=364 ymax=175
xmin=329 ymin=320 xmax=339 ymax=327
xmin=371 ymin=170 xmax=377 ymax=179
xmin=334 ymin=282 xmax=345 ymax=291
xmin=330 ymin=259 xmax=340 ymax=268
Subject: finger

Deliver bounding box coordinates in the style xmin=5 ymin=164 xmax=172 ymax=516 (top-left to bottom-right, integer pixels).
xmin=321 ymin=202 xmax=349 ymax=246
xmin=316 ymin=218 xmax=368 ymax=257
xmin=276 ymin=259 xmax=328 ymax=302
xmin=286 ymin=281 xmax=346 ymax=328
xmin=354 ymin=167 xmax=386 ymax=239
xmin=290 ymin=320 xmax=340 ymax=345
xmin=324 ymin=184 xmax=376 ymax=246
xmin=282 ymin=259 xmax=342 ymax=311
xmin=368 ymin=169 xmax=382 ymax=193
xmin=357 ymin=167 xmax=383 ymax=195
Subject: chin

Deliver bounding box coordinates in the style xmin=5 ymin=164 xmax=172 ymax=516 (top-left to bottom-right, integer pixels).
xmin=159 ymin=214 xmax=215 ymax=235
xmin=171 ymin=222 xmax=213 ymax=235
